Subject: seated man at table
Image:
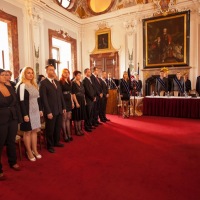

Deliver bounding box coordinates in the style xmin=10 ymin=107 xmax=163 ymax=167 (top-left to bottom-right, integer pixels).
xmin=155 ymin=70 xmax=168 ymax=96
xmin=172 ymin=72 xmax=185 ymax=96
xmin=183 ymin=73 xmax=191 ymax=93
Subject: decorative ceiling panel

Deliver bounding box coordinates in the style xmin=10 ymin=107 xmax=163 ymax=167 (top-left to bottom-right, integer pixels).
xmin=54 ymin=0 xmax=153 ymax=19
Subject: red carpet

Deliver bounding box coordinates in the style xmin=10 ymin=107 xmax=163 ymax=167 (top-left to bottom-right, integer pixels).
xmin=0 ymin=115 xmax=200 ymax=200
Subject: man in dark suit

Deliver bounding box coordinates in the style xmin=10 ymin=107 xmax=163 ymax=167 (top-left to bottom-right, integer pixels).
xmin=172 ymin=72 xmax=185 ymax=96
xmin=83 ymin=68 xmax=96 ymax=132
xmin=90 ymin=67 xmax=103 ymax=126
xmin=106 ymin=72 xmax=117 ymax=90
xmin=183 ymin=73 xmax=191 ymax=93
xmin=132 ymin=74 xmax=142 ymax=96
xmin=39 ymin=65 xmax=66 ymax=153
xmin=155 ymin=70 xmax=168 ymax=95
xmin=196 ymin=76 xmax=200 ymax=95
xmin=99 ymin=71 xmax=110 ymax=122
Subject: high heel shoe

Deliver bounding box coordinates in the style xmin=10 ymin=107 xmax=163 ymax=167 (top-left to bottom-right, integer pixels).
xmin=26 ymin=152 xmax=36 ymax=162
xmin=64 ymin=137 xmax=70 ymax=143
xmin=32 ymin=151 xmax=42 ymax=159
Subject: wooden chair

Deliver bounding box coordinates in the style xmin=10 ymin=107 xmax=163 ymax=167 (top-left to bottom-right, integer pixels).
xmin=17 ymin=129 xmax=43 ymax=153
xmin=174 ymin=91 xmax=179 ymax=97
xmin=15 ymin=135 xmax=22 ymax=161
xmin=160 ymin=90 xmax=165 ymax=96
xmin=39 ymin=122 xmax=46 ymax=148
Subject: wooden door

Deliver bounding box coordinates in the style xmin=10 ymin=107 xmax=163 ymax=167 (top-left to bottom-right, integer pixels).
xmin=90 ymin=52 xmax=119 ymax=78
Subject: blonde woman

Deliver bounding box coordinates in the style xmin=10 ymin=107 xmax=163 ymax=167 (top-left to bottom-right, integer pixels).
xmin=120 ymin=71 xmax=131 ymax=118
xmin=16 ymin=67 xmax=43 ymax=161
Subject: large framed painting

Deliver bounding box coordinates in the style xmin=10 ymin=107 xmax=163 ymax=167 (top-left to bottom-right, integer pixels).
xmin=143 ymin=11 xmax=190 ymax=68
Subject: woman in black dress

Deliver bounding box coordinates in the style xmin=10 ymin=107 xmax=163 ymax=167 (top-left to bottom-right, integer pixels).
xmin=5 ymin=70 xmax=16 ymax=91
xmin=120 ymin=71 xmax=131 ymax=118
xmin=72 ymin=71 xmax=86 ymax=136
xmin=0 ymin=69 xmax=22 ymax=180
xmin=60 ymin=68 xmax=74 ymax=142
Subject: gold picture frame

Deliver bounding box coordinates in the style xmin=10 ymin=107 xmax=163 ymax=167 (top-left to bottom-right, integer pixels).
xmin=143 ymin=11 xmax=190 ymax=68
xmin=92 ymin=28 xmax=116 ymax=54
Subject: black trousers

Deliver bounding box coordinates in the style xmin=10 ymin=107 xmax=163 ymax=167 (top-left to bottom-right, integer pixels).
xmin=45 ymin=114 xmax=62 ymax=149
xmin=85 ymin=102 xmax=94 ymax=129
xmin=0 ymin=118 xmax=18 ymax=173
xmin=92 ymin=96 xmax=100 ymax=124
xmin=99 ymin=96 xmax=107 ymax=119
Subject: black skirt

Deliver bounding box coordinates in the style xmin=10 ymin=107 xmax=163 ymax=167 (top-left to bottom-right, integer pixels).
xmin=72 ymin=94 xmax=85 ymax=120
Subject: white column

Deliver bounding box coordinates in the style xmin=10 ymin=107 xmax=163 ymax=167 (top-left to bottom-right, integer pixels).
xmin=123 ymin=18 xmax=137 ymax=72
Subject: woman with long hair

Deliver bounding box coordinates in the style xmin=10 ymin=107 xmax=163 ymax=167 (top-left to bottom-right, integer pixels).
xmin=60 ymin=68 xmax=74 ymax=142
xmin=120 ymin=71 xmax=131 ymax=118
xmin=0 ymin=69 xmax=22 ymax=180
xmin=71 ymin=71 xmax=86 ymax=136
xmin=16 ymin=67 xmax=43 ymax=161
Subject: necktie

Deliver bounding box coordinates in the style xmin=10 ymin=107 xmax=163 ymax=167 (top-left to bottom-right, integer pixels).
xmin=52 ymin=80 xmax=57 ymax=89
xmin=89 ymin=78 xmax=92 ymax=84
xmin=96 ymin=76 xmax=100 ymax=84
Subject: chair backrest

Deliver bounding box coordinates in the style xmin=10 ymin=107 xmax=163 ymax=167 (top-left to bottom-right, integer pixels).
xmin=174 ymin=91 xmax=179 ymax=96
xmin=160 ymin=91 xmax=165 ymax=96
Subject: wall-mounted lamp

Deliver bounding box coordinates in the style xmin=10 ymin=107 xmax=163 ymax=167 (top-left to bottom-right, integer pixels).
xmin=112 ymin=59 xmax=115 ymax=65
xmin=92 ymin=60 xmax=96 ymax=67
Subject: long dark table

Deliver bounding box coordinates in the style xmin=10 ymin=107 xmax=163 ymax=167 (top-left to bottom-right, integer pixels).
xmin=143 ymin=97 xmax=200 ymax=119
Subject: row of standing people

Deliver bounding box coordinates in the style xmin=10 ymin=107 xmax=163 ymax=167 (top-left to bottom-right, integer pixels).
xmin=0 ymin=65 xmax=113 ymax=180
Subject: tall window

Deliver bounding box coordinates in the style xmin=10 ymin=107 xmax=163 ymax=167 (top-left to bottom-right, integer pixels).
xmin=52 ymin=37 xmax=72 ymax=78
xmin=0 ymin=21 xmax=10 ymax=70
xmin=0 ymin=11 xmax=19 ymax=79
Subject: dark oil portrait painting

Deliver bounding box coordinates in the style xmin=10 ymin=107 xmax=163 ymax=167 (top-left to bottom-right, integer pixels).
xmin=98 ymin=33 xmax=109 ymax=49
xmin=143 ymin=11 xmax=190 ymax=68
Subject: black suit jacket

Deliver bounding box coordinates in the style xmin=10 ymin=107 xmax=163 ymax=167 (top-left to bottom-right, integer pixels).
xmin=90 ymin=74 xmax=103 ymax=97
xmin=0 ymin=85 xmax=22 ymax=125
xmin=156 ymin=77 xmax=168 ymax=93
xmin=132 ymin=80 xmax=142 ymax=93
xmin=83 ymin=77 xmax=96 ymax=105
xmin=196 ymin=76 xmax=200 ymax=95
xmin=39 ymin=78 xmax=66 ymax=116
xmin=100 ymin=78 xmax=108 ymax=97
xmin=106 ymin=78 xmax=117 ymax=89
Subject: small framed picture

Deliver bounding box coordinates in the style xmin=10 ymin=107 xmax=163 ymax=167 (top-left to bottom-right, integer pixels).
xmin=96 ymin=28 xmax=111 ymax=51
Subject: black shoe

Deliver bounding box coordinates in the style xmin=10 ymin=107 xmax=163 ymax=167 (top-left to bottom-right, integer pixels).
xmin=69 ymin=137 xmax=73 ymax=141
xmin=96 ymin=121 xmax=103 ymax=125
xmin=54 ymin=143 xmax=64 ymax=147
xmin=105 ymin=118 xmax=110 ymax=121
xmin=64 ymin=137 xmax=70 ymax=143
xmin=48 ymin=148 xmax=55 ymax=153
xmin=10 ymin=164 xmax=21 ymax=171
xmin=90 ymin=126 xmax=96 ymax=129
xmin=75 ymin=131 xmax=84 ymax=136
xmin=100 ymin=119 xmax=106 ymax=123
xmin=92 ymin=123 xmax=98 ymax=127
xmin=85 ymin=128 xmax=92 ymax=132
